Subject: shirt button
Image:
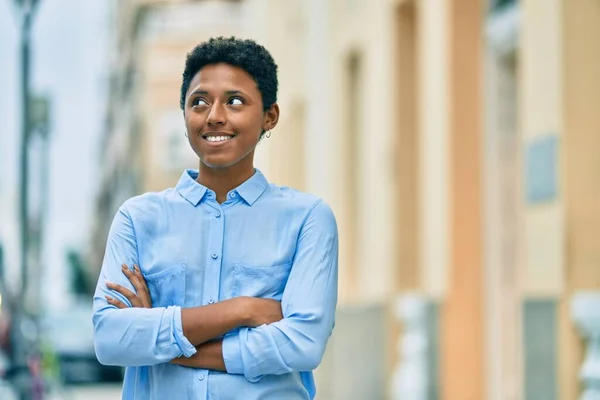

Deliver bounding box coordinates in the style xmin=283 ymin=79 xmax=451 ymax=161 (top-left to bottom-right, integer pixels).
xmin=229 ymin=192 xmax=236 ymax=198
xmin=198 ymin=372 xmax=205 ymax=381
xmin=211 ymin=253 xmax=218 ymax=259
xmin=208 ymin=298 xmax=215 ymax=304
xmin=216 ymin=212 xmax=221 ymax=218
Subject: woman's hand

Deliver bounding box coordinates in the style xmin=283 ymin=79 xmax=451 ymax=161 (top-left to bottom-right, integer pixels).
xmin=171 ymin=340 xmax=226 ymax=371
xmin=106 ymin=264 xmax=152 ymax=308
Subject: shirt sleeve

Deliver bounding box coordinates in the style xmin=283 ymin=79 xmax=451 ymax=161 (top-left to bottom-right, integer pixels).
xmin=222 ymin=200 xmax=338 ymax=381
xmin=92 ymin=204 xmax=196 ymax=367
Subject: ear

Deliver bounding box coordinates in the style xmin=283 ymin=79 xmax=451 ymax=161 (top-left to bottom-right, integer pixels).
xmin=263 ymin=103 xmax=280 ymax=131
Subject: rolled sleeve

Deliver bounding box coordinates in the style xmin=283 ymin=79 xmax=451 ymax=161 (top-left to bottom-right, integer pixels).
xmin=222 ymin=332 xmax=244 ymax=375
xmin=172 ymin=306 xmax=196 ymax=358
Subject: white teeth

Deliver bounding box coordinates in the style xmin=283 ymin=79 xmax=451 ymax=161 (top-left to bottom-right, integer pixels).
xmin=206 ymin=136 xmax=233 ymax=142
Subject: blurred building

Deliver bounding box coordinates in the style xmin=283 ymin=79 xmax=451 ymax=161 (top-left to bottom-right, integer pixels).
xmin=89 ymin=0 xmax=600 ymax=399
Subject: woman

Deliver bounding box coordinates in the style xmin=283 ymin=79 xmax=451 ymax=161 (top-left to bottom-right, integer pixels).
xmin=92 ymin=36 xmax=339 ymax=400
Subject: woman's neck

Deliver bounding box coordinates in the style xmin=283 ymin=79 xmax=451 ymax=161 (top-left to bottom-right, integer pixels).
xmin=196 ymin=161 xmax=255 ymax=204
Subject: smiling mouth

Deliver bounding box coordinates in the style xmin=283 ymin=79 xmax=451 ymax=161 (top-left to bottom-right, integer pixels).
xmin=201 ymin=133 xmax=237 ymax=143
xmin=205 ymin=136 xmax=234 ymax=143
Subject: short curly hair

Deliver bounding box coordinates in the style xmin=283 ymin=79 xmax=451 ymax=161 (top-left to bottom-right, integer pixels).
xmin=180 ymin=36 xmax=279 ymax=112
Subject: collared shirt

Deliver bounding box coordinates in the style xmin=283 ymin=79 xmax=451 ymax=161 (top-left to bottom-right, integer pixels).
xmin=92 ymin=169 xmax=338 ymax=400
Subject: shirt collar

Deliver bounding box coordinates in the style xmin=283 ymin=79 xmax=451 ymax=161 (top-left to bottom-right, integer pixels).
xmin=176 ymin=170 xmax=208 ymax=206
xmin=175 ymin=169 xmax=269 ymax=207
xmin=234 ymin=169 xmax=269 ymax=206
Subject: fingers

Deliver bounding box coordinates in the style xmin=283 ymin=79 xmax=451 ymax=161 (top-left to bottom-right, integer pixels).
xmin=132 ymin=264 xmax=149 ymax=290
xmin=121 ymin=264 xmax=147 ymax=304
xmin=121 ymin=264 xmax=141 ymax=287
xmin=118 ymin=264 xmax=152 ymax=308
xmin=132 ymin=264 xmax=152 ymax=308
xmin=105 ymin=295 xmax=128 ymax=309
xmin=105 ymin=264 xmax=153 ymax=309
xmin=106 ymin=282 xmax=141 ymax=307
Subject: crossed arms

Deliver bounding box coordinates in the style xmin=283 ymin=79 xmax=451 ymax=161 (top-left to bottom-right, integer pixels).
xmin=92 ymin=201 xmax=338 ymax=380
xmin=103 ymin=264 xmax=283 ymax=371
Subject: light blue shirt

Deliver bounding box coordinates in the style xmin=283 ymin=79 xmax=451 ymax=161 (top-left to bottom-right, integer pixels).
xmin=92 ymin=169 xmax=338 ymax=400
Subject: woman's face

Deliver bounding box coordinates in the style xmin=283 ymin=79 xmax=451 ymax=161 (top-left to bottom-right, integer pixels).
xmin=184 ymin=63 xmax=278 ymax=170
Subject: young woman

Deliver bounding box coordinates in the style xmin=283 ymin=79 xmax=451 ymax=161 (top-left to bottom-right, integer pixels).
xmin=92 ymin=37 xmax=339 ymax=400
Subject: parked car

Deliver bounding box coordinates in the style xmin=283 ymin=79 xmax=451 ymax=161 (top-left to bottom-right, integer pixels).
xmin=41 ymin=306 xmax=123 ymax=384
xmin=0 ymin=350 xmax=17 ymax=400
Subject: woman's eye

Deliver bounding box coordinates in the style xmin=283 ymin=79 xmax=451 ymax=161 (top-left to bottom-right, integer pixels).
xmin=193 ymin=98 xmax=208 ymax=106
xmin=228 ymin=97 xmax=243 ymax=106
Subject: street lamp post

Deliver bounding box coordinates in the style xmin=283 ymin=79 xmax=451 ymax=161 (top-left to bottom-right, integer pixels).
xmin=10 ymin=0 xmax=42 ymax=399
xmin=16 ymin=0 xmax=41 ymax=317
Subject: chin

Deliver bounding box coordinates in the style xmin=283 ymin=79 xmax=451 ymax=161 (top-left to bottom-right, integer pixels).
xmin=200 ymin=156 xmax=240 ymax=170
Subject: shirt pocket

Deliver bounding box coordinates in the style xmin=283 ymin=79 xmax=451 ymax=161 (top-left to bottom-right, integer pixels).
xmin=144 ymin=263 xmax=187 ymax=308
xmin=231 ymin=262 xmax=292 ymax=301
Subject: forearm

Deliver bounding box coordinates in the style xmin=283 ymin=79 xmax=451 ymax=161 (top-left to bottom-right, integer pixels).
xmin=223 ymin=315 xmax=333 ymax=380
xmin=95 ymin=278 xmax=253 ymax=367
xmin=181 ymin=297 xmax=251 ymax=346
xmin=171 ymin=340 xmax=226 ymax=371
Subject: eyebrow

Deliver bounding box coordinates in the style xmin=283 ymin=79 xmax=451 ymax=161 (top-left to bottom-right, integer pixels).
xmin=189 ymin=89 xmax=246 ymax=97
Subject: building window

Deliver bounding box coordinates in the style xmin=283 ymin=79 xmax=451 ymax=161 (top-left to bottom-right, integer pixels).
xmin=490 ymin=0 xmax=516 ymax=12
xmin=343 ymin=51 xmax=363 ymax=296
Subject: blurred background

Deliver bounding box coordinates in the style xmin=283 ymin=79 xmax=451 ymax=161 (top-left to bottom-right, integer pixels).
xmin=0 ymin=0 xmax=599 ymax=399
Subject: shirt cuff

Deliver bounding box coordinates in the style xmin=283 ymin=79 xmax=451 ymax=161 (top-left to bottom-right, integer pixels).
xmin=171 ymin=306 xmax=197 ymax=358
xmin=222 ymin=331 xmax=244 ymax=374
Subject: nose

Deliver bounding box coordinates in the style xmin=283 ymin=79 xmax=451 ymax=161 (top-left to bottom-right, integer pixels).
xmin=206 ymin=103 xmax=226 ymax=126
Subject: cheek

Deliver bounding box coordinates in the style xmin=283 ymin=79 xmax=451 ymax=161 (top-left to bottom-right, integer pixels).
xmin=234 ymin=114 xmax=265 ymax=136
xmin=184 ymin=113 xmax=204 ymax=130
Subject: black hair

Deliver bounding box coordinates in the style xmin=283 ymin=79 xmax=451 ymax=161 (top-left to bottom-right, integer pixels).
xmin=180 ymin=36 xmax=278 ymax=112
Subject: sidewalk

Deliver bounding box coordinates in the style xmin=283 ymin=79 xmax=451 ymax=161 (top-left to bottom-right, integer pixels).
xmin=47 ymin=384 xmax=121 ymax=400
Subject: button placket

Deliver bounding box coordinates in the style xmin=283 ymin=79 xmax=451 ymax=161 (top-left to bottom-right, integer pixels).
xmin=202 ymin=192 xmax=224 ymax=333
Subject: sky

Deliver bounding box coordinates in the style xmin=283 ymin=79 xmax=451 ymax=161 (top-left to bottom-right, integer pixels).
xmin=0 ymin=0 xmax=111 ymax=310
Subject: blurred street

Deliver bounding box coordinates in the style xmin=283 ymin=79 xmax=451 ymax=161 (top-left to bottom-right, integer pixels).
xmin=49 ymin=384 xmax=121 ymax=400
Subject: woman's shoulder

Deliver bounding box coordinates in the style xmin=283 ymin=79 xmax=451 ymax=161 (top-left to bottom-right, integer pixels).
xmin=118 ymin=188 xmax=178 ymax=217
xmin=265 ymin=184 xmax=334 ymax=214
xmin=267 ymin=183 xmax=318 ymax=201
